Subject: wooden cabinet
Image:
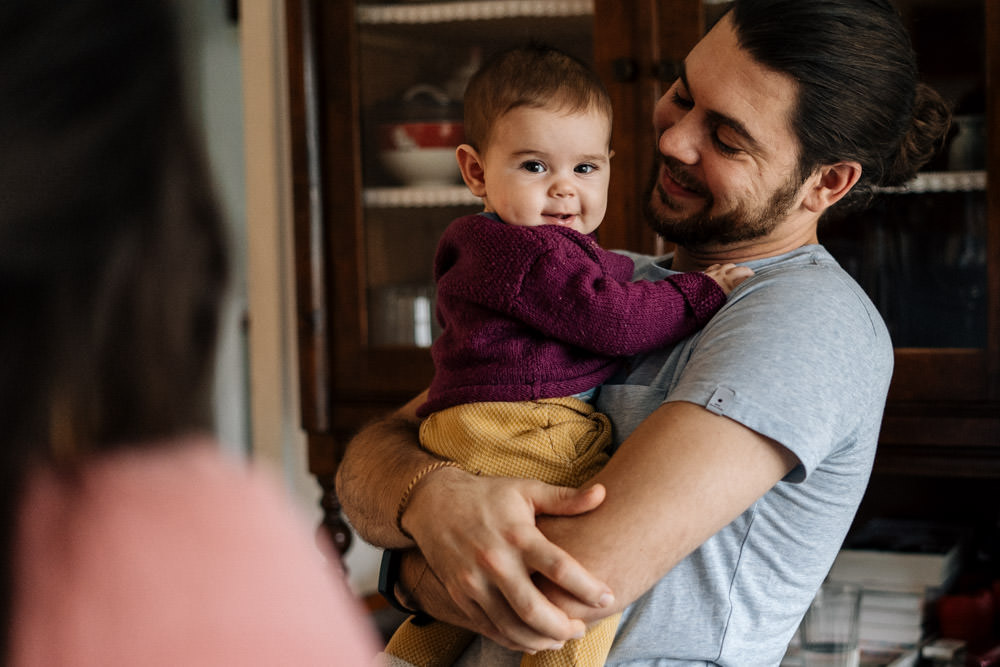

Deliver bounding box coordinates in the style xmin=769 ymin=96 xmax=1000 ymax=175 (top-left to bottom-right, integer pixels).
xmin=283 ymin=0 xmax=1000 ymax=557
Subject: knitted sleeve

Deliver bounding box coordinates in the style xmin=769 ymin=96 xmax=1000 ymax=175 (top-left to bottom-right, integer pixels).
xmin=510 ymin=240 xmax=726 ymax=355
xmin=439 ymin=217 xmax=727 ymax=356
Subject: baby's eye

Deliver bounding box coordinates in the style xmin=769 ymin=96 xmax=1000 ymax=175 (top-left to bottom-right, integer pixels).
xmin=520 ymin=160 xmax=545 ymax=173
xmin=574 ymin=163 xmax=597 ymax=175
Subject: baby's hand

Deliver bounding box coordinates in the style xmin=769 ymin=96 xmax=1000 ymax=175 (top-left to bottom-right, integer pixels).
xmin=703 ymin=263 xmax=754 ymax=295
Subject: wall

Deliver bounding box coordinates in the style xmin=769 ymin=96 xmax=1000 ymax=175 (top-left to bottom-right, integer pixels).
xmin=238 ymin=0 xmax=382 ymax=596
xmin=174 ymin=0 xmax=381 ymax=594
xmin=175 ymin=1 xmax=249 ymax=457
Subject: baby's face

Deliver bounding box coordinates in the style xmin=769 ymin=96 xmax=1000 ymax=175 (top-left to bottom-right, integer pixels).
xmin=479 ymin=105 xmax=612 ymax=236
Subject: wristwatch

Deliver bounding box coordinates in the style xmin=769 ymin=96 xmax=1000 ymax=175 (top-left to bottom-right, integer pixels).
xmin=377 ymin=549 xmax=435 ymax=626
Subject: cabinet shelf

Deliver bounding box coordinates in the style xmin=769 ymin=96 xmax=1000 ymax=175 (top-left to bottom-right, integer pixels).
xmin=357 ymin=0 xmax=593 ymax=25
xmin=363 ymin=171 xmax=987 ymax=210
xmin=363 ymin=185 xmax=480 ymax=208
xmin=877 ymin=170 xmax=986 ymax=194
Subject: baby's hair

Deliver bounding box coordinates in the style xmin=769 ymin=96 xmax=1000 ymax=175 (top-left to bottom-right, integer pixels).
xmin=463 ymin=43 xmax=613 ymax=152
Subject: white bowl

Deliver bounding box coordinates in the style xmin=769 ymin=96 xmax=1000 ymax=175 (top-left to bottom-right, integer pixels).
xmin=379 ymin=147 xmax=462 ymax=187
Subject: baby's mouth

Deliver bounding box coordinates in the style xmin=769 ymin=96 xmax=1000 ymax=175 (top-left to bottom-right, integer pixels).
xmin=543 ymin=212 xmax=578 ymax=225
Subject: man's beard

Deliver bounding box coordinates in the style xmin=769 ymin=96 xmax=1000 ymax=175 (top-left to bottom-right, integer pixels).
xmin=643 ymin=154 xmax=803 ymax=250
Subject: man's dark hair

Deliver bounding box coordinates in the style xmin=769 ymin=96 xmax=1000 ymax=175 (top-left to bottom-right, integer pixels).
xmin=731 ymin=0 xmax=951 ymax=212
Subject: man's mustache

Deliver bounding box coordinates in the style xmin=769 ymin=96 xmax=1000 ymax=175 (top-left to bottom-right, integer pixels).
xmin=659 ymin=156 xmax=711 ymax=199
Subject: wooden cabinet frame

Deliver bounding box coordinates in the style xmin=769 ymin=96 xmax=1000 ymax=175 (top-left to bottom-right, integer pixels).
xmin=284 ymin=0 xmax=1000 ymax=557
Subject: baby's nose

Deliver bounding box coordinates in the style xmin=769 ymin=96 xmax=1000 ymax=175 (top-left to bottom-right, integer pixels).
xmin=549 ymin=175 xmax=576 ymax=197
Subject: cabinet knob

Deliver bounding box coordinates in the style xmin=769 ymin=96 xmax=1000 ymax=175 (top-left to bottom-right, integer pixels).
xmin=612 ymin=57 xmax=638 ymax=83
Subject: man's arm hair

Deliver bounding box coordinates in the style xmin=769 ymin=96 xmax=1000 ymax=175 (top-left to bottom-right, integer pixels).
xmin=335 ymin=391 xmax=438 ymax=549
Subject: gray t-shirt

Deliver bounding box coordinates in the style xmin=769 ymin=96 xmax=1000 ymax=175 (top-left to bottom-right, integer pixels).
xmin=453 ymin=245 xmax=893 ymax=666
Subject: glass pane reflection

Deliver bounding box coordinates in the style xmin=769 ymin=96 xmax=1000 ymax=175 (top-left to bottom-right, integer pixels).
xmin=823 ymin=189 xmax=987 ymax=348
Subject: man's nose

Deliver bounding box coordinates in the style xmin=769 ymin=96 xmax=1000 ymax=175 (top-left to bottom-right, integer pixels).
xmin=657 ymin=112 xmax=700 ymax=165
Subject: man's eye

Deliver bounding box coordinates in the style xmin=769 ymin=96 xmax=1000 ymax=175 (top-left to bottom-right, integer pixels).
xmin=712 ymin=125 xmax=743 ymax=157
xmin=671 ymin=90 xmax=694 ymax=110
xmin=521 ymin=160 xmax=545 ymax=173
xmin=712 ymin=133 xmax=740 ymax=156
xmin=575 ymin=163 xmax=596 ymax=174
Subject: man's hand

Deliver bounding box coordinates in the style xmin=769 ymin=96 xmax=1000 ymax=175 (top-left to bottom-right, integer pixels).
xmin=703 ymin=262 xmax=754 ymax=295
xmin=401 ymin=466 xmax=615 ymax=652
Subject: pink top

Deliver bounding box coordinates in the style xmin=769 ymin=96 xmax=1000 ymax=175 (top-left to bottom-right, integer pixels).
xmin=9 ymin=437 xmax=380 ymax=666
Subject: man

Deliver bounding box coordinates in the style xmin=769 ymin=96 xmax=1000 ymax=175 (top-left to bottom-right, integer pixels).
xmin=337 ymin=1 xmax=950 ymax=663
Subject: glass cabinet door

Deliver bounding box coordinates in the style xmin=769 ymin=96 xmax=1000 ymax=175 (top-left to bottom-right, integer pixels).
xmin=288 ymin=0 xmax=597 ymax=411
xmin=284 ymin=0 xmax=598 ymax=556
xmin=355 ymin=1 xmax=595 ymax=350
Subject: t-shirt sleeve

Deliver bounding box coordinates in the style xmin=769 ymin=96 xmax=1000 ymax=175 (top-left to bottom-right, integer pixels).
xmin=664 ymin=263 xmax=893 ymax=480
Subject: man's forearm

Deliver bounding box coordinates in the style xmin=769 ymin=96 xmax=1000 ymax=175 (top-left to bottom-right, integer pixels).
xmin=533 ymin=401 xmax=799 ymax=623
xmin=335 ymin=392 xmax=438 ymax=549
xmin=338 ymin=394 xmax=620 ymax=651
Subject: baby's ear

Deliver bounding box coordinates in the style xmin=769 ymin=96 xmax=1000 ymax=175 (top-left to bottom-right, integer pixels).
xmin=456 ymin=144 xmax=487 ymax=197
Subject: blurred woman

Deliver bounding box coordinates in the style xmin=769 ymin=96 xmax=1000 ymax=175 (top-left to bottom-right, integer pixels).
xmin=0 ymin=2 xmax=379 ymax=664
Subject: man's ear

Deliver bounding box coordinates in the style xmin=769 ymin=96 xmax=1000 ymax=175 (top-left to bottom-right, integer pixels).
xmin=803 ymin=161 xmax=862 ymax=213
xmin=456 ymin=144 xmax=487 ymax=197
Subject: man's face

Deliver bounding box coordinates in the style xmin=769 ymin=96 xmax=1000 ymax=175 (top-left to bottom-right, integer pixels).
xmin=645 ymin=14 xmax=806 ymax=251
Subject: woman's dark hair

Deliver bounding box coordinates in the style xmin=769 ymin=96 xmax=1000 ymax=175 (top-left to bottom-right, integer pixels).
xmin=0 ymin=0 xmax=228 ymax=657
xmin=731 ymin=0 xmax=951 ymax=213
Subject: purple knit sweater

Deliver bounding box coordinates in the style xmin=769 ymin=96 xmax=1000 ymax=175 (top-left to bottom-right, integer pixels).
xmin=417 ymin=214 xmax=727 ymax=417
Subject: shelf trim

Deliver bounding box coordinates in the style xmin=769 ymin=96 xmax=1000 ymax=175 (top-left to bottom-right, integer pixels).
xmin=876 ymin=170 xmax=986 ymax=194
xmin=365 ymin=170 xmax=987 ymax=208
xmin=357 ymin=0 xmax=594 ymax=25
xmin=364 ymin=185 xmax=481 ymax=208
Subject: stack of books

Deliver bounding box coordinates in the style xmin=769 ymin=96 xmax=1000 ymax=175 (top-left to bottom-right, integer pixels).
xmin=827 ymin=518 xmax=966 ymax=659
xmin=854 ymin=589 xmax=926 ymax=650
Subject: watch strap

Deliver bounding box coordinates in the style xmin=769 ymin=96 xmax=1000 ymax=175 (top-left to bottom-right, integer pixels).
xmin=377 ymin=549 xmax=435 ymax=626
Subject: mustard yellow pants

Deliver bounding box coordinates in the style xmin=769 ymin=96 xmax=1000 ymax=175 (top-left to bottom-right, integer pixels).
xmin=385 ymin=397 xmax=620 ymax=667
